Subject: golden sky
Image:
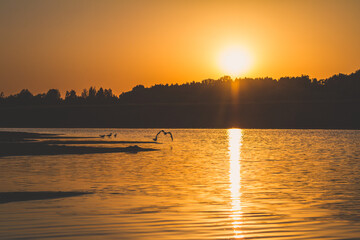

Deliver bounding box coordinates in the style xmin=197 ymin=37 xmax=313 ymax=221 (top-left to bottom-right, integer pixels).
xmin=1 ymin=0 xmax=360 ymax=95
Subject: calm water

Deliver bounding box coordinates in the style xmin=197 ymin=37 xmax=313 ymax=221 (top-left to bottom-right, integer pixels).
xmin=1 ymin=128 xmax=360 ymax=240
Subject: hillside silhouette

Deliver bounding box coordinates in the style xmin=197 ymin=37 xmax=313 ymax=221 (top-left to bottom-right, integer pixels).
xmin=1 ymin=70 xmax=359 ymax=129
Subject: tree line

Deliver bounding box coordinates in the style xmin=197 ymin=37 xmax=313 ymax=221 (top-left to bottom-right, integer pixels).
xmin=1 ymin=69 xmax=359 ymax=105
xmin=0 ymin=87 xmax=118 ymax=105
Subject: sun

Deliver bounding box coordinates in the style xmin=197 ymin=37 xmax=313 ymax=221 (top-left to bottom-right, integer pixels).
xmin=219 ymin=46 xmax=253 ymax=77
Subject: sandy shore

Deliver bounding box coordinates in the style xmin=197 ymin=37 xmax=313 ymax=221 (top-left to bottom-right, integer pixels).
xmin=0 ymin=191 xmax=92 ymax=204
xmin=0 ymin=131 xmax=158 ymax=157
xmin=41 ymin=139 xmax=159 ymax=144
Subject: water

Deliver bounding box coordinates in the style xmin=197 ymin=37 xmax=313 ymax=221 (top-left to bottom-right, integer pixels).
xmin=1 ymin=128 xmax=360 ymax=239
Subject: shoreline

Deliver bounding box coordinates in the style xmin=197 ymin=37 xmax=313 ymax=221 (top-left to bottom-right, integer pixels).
xmin=0 ymin=131 xmax=158 ymax=157
xmin=0 ymin=191 xmax=92 ymax=204
xmin=1 ymin=102 xmax=359 ymax=129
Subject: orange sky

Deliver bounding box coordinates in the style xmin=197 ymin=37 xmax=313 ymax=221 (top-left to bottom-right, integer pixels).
xmin=1 ymin=0 xmax=360 ymax=95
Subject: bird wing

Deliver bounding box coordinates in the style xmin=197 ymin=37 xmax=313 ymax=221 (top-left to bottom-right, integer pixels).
xmin=156 ymin=130 xmax=164 ymax=138
xmin=154 ymin=130 xmax=173 ymax=141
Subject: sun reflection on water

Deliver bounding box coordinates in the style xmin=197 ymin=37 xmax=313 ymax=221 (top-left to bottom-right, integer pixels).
xmin=228 ymin=128 xmax=244 ymax=239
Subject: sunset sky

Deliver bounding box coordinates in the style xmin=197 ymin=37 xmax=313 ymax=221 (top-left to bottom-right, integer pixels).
xmin=1 ymin=0 xmax=360 ymax=95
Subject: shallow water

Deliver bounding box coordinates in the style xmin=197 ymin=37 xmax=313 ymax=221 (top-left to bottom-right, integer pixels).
xmin=1 ymin=128 xmax=360 ymax=239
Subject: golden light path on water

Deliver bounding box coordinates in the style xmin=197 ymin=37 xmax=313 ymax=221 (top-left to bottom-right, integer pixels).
xmin=228 ymin=129 xmax=244 ymax=239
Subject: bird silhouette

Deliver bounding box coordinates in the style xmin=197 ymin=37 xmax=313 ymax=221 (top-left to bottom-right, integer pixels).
xmin=153 ymin=130 xmax=173 ymax=141
xmin=106 ymin=133 xmax=112 ymax=137
xmin=113 ymin=133 xmax=117 ymax=138
xmin=99 ymin=134 xmax=105 ymax=138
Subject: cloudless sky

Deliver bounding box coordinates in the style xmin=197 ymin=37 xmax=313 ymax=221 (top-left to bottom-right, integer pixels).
xmin=1 ymin=0 xmax=360 ymax=95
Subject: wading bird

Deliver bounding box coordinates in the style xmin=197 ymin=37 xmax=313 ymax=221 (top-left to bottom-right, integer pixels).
xmin=106 ymin=133 xmax=112 ymax=137
xmin=99 ymin=135 xmax=105 ymax=138
xmin=153 ymin=130 xmax=173 ymax=141
xmin=113 ymin=133 xmax=117 ymax=138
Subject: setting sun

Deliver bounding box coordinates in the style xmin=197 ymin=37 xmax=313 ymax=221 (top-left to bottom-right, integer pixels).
xmin=219 ymin=46 xmax=253 ymax=77
xmin=1 ymin=1 xmax=360 ymax=239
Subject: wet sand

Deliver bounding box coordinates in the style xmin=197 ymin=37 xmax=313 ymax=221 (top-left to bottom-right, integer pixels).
xmin=0 ymin=191 xmax=92 ymax=204
xmin=0 ymin=131 xmax=58 ymax=142
xmin=41 ymin=140 xmax=159 ymax=145
xmin=0 ymin=131 xmax=158 ymax=157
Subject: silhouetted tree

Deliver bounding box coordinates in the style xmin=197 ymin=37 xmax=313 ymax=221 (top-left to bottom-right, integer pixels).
xmin=96 ymin=87 xmax=105 ymax=103
xmin=33 ymin=93 xmax=46 ymax=104
xmin=65 ymin=90 xmax=78 ymax=104
xmin=103 ymin=88 xmax=117 ymax=103
xmin=0 ymin=92 xmax=4 ymax=104
xmin=81 ymin=89 xmax=88 ymax=99
xmin=3 ymin=89 xmax=34 ymax=104
xmin=44 ymin=89 xmax=61 ymax=104
xmin=118 ymin=69 xmax=360 ymax=104
xmin=17 ymin=89 xmax=34 ymax=104
xmin=85 ymin=86 xmax=97 ymax=104
xmin=104 ymin=88 xmax=113 ymax=98
xmin=1 ymin=69 xmax=360 ymax=105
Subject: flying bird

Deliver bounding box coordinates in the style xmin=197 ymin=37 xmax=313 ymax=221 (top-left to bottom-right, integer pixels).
xmin=153 ymin=130 xmax=173 ymax=141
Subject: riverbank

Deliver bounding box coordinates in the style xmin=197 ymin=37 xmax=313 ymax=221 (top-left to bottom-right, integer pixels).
xmin=0 ymin=102 xmax=359 ymax=129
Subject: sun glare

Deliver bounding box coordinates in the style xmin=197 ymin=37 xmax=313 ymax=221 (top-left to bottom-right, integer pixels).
xmin=228 ymin=128 xmax=244 ymax=238
xmin=219 ymin=46 xmax=253 ymax=77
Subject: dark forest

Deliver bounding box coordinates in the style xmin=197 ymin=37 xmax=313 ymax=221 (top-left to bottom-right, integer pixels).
xmin=1 ymin=70 xmax=359 ymax=129
xmin=1 ymin=70 xmax=360 ymax=105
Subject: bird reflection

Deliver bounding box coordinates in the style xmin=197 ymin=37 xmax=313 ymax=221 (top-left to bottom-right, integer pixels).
xmin=228 ymin=129 xmax=244 ymax=239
